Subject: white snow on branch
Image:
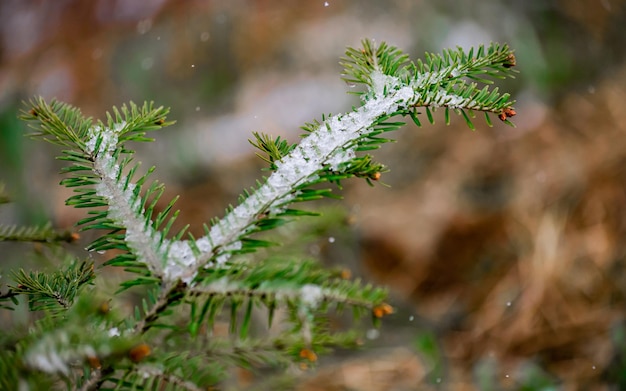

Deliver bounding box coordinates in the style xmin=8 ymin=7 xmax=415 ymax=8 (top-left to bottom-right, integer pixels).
xmin=88 ymin=61 xmax=477 ymax=284
xmin=87 ymin=122 xmax=166 ymax=278
xmin=25 ymin=331 xmax=97 ymax=375
xmin=177 ymin=70 xmax=415 ymax=277
xmin=300 ymin=284 xmax=324 ymax=309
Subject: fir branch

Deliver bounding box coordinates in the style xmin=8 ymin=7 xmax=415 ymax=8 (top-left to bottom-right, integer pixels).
xmin=208 ymin=339 xmax=292 ymax=368
xmin=11 ymin=261 xmax=95 ymax=312
xmin=13 ymin=293 xmax=143 ymax=389
xmin=0 ymin=288 xmax=19 ymax=310
xmin=182 ymin=40 xmax=516 ymax=278
xmin=22 ymin=40 xmax=516 ymax=289
xmin=22 ymin=99 xmax=174 ymax=281
xmin=132 ymin=365 xmax=206 ymax=391
xmin=22 ymin=97 xmax=94 ymax=149
xmin=0 ymin=222 xmax=78 ymax=243
xmin=187 ymin=263 xmax=386 ymax=314
xmin=11 ymin=38 xmax=519 ymax=390
xmin=182 ymin=259 xmax=387 ymax=359
xmin=133 ymin=281 xmax=185 ymax=333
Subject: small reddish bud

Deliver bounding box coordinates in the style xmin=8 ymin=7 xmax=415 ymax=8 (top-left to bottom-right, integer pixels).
xmin=98 ymin=301 xmax=110 ymax=314
xmin=504 ymin=108 xmax=516 ymax=117
xmin=498 ymin=107 xmax=516 ymax=122
xmin=299 ymin=348 xmax=317 ymax=362
xmin=340 ymin=268 xmax=352 ymax=280
xmin=373 ymin=303 xmax=394 ymax=318
xmin=128 ymin=343 xmax=151 ymax=363
xmin=371 ymin=172 xmax=381 ymax=181
xmin=503 ymin=52 xmax=516 ymax=68
xmin=87 ymin=355 xmax=101 ymax=369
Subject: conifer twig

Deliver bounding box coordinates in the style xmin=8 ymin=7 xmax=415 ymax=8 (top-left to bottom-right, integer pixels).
xmin=22 ymin=40 xmax=516 ymax=289
xmin=12 ymin=40 xmax=517 ymax=389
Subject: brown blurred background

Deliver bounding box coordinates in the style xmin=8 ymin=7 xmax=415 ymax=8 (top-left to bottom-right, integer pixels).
xmin=1 ymin=0 xmax=625 ymax=389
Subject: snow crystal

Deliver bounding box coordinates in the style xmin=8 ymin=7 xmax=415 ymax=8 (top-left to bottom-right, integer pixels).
xmin=85 ymin=122 xmax=126 ymax=156
xmin=414 ymin=72 xmax=432 ymax=88
xmin=84 ymin=131 xmax=99 ymax=155
xmin=195 ymin=236 xmax=213 ymax=252
xmin=214 ymin=253 xmax=230 ymax=265
xmin=32 ymin=350 xmax=67 ymax=374
xmin=327 ymin=148 xmax=355 ymax=170
xmin=270 ymin=192 xmax=296 ymax=213
xmin=162 ymin=240 xmax=199 ymax=284
xmin=233 ymin=203 xmax=254 ymax=221
xmin=24 ymin=332 xmax=78 ymax=375
xmin=300 ymin=284 xmax=324 ymax=308
xmin=369 ymin=70 xmax=399 ymax=97
xmin=168 ymin=241 xmax=195 ymax=266
xmin=444 ymin=93 xmax=467 ymax=108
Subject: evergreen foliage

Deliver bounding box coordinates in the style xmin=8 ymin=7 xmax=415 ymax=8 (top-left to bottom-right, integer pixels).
xmin=0 ymin=39 xmax=516 ymax=390
xmin=0 ymin=223 xmax=78 ymax=243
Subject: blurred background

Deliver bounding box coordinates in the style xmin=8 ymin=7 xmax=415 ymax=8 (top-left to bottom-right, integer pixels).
xmin=1 ymin=0 xmax=625 ymax=389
